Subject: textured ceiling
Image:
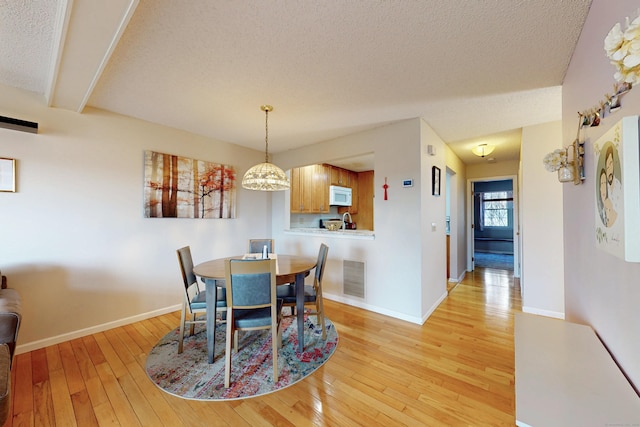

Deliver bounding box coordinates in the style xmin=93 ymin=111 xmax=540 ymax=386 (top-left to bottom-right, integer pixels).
xmin=0 ymin=0 xmax=592 ymax=166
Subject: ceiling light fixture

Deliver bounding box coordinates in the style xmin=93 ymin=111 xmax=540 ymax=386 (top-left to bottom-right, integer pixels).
xmin=242 ymin=105 xmax=290 ymax=191
xmin=471 ymin=143 xmax=495 ymax=158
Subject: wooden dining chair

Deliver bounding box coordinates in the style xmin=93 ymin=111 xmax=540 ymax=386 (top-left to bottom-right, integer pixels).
xmin=248 ymin=239 xmax=274 ymax=254
xmin=277 ymin=243 xmax=329 ymax=339
xmin=176 ymin=246 xmax=226 ymax=353
xmin=224 ymin=258 xmax=283 ymax=388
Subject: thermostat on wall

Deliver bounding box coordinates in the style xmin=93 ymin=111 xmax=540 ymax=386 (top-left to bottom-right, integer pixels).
xmin=402 ymin=179 xmax=413 ymax=187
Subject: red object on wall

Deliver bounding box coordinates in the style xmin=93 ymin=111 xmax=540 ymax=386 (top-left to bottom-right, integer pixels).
xmin=383 ymin=177 xmax=388 ymax=200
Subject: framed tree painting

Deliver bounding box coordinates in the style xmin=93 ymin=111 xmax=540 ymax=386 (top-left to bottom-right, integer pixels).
xmin=593 ymin=116 xmax=640 ymax=262
xmin=432 ymin=166 xmax=441 ymax=196
xmin=143 ymin=150 xmax=236 ymax=218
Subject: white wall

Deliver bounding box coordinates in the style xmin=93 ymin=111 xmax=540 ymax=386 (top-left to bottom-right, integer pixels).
xmin=562 ymin=0 xmax=640 ymax=389
xmin=467 ymin=160 xmax=519 ymax=179
xmin=0 ymin=84 xmax=271 ymax=352
xmin=272 ymin=119 xmax=447 ymax=324
xmin=420 ymin=120 xmax=448 ymax=316
xmin=445 ymin=145 xmax=467 ymax=282
xmin=520 ymin=121 xmax=565 ymax=318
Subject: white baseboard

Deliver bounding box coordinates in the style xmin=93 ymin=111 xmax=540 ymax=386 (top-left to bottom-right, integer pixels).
xmin=323 ymin=291 xmax=447 ymax=326
xmin=522 ymin=306 xmax=565 ymax=320
xmin=324 ymin=293 xmax=424 ymax=325
xmin=449 ymin=271 xmax=467 ymax=283
xmin=15 ymin=304 xmax=182 ymax=355
xmin=421 ymin=291 xmax=448 ymax=324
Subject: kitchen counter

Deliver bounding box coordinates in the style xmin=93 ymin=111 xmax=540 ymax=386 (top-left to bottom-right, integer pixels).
xmin=285 ymin=228 xmax=375 ymax=240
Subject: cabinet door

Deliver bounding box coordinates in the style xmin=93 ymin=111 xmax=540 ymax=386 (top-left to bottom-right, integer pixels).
xmin=348 ymin=170 xmax=358 ymax=214
xmin=338 ymin=170 xmax=359 ymax=215
xmin=311 ymin=164 xmax=329 ymax=213
xmin=290 ymin=167 xmax=304 ymax=213
xmin=291 ymin=165 xmax=328 ymax=213
xmin=330 ymin=166 xmax=349 ymax=186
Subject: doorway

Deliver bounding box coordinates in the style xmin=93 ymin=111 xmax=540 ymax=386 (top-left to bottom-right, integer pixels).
xmin=467 ymin=175 xmax=520 ymax=277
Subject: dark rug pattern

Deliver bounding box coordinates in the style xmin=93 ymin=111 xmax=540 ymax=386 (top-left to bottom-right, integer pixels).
xmin=475 ymin=252 xmax=514 ymax=270
xmin=145 ymin=314 xmax=338 ymax=400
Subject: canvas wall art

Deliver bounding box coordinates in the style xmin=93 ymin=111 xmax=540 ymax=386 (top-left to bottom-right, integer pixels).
xmin=593 ymin=116 xmax=640 ymax=262
xmin=144 ymin=151 xmax=236 ymax=219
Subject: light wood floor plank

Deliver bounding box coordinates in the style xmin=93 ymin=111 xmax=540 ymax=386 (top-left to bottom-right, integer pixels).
xmin=70 ymin=389 xmax=99 ymax=427
xmin=58 ymin=342 xmax=85 ymax=396
xmin=12 ymin=353 xmax=33 ymax=416
xmin=48 ymin=368 xmax=77 ymax=427
xmin=94 ymin=364 xmax=141 ymax=427
xmin=8 ymin=267 xmax=520 ymax=426
xmin=32 ymin=379 xmax=55 ymax=427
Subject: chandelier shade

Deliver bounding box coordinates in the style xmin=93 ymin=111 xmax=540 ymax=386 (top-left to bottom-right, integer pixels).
xmin=242 ymin=161 xmax=290 ymax=191
xmin=471 ymin=143 xmax=495 ymax=158
xmin=242 ymin=105 xmax=290 ymax=191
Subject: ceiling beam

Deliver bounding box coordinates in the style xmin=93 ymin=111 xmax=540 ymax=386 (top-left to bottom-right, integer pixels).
xmin=46 ymin=0 xmax=139 ymax=113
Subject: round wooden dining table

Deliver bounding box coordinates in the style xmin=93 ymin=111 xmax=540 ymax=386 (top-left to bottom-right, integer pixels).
xmin=193 ymin=254 xmax=317 ymax=363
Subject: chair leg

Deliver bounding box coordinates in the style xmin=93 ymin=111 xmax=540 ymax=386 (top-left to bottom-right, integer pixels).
xmin=189 ymin=313 xmax=196 ymax=336
xmin=224 ymin=311 xmax=233 ymax=388
xmin=318 ymin=299 xmax=326 ymax=340
xmin=178 ymin=302 xmax=187 ymax=353
xmin=272 ymin=322 xmax=279 ymax=383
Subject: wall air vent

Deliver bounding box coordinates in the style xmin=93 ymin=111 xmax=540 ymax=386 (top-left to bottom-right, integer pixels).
xmin=343 ymin=260 xmax=365 ymax=298
xmin=0 ymin=115 xmax=38 ymax=134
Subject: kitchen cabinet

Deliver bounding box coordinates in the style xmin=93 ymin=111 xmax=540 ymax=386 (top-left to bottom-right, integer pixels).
xmin=290 ymin=164 xmax=329 ymax=213
xmin=354 ymin=170 xmax=374 ymax=230
xmin=329 ymin=166 xmax=351 ymax=186
xmin=338 ymin=170 xmax=359 ymax=214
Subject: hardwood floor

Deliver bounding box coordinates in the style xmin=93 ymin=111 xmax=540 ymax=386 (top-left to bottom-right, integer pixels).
xmin=9 ymin=267 xmax=521 ymax=426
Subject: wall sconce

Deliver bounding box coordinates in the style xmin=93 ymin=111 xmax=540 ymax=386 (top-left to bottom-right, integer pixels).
xmin=471 ymin=143 xmax=495 ymax=158
xmin=543 ymin=140 xmax=585 ymax=185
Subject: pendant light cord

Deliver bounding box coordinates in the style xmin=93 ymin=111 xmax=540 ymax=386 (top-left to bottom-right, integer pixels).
xmin=264 ymin=107 xmax=269 ymax=163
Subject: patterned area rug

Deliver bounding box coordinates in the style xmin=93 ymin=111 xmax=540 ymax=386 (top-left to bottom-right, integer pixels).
xmin=475 ymin=252 xmax=514 ymax=270
xmin=146 ymin=314 xmax=338 ymax=400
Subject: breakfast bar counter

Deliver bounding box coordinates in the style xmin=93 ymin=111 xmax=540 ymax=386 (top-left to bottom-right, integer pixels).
xmin=285 ymin=228 xmax=375 ymax=240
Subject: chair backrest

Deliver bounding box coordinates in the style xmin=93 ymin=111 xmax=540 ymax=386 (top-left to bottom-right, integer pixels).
xmin=315 ymin=243 xmax=329 ymax=290
xmin=225 ymin=259 xmax=276 ymax=309
xmin=176 ymin=246 xmax=197 ymax=291
xmin=248 ymin=239 xmax=274 ymax=254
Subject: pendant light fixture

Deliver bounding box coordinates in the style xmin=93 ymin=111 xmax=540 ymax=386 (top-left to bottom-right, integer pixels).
xmin=242 ymin=105 xmax=290 ymax=191
xmin=471 ymin=143 xmax=495 ymax=158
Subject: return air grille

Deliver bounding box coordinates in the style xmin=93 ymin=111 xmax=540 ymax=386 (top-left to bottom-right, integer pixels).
xmin=343 ymin=260 xmax=365 ymax=298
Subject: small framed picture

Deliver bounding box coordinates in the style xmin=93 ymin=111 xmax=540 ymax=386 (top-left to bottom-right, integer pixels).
xmin=0 ymin=158 xmax=16 ymax=192
xmin=432 ymin=166 xmax=441 ymax=196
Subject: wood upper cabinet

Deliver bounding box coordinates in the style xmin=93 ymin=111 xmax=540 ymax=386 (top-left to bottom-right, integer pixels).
xmin=329 ymin=166 xmax=351 ymax=186
xmin=290 ymin=164 xmax=329 ymax=213
xmin=338 ymin=170 xmax=359 ymax=214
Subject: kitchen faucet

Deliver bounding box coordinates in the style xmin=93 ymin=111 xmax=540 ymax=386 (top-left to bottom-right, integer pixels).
xmin=342 ymin=212 xmax=352 ymax=229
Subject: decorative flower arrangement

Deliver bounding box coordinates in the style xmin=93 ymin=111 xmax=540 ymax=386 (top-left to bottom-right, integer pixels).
xmin=543 ymin=148 xmax=568 ymax=172
xmin=605 ymin=15 xmax=640 ymax=84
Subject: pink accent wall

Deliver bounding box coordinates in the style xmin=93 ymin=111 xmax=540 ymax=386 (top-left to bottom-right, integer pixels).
xmin=563 ymin=0 xmax=640 ymax=390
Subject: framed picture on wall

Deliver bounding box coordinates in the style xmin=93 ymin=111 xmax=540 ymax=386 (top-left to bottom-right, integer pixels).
xmin=432 ymin=166 xmax=441 ymax=196
xmin=0 ymin=158 xmax=15 ymax=192
xmin=143 ymin=150 xmax=237 ymax=219
xmin=593 ymin=116 xmax=640 ymax=262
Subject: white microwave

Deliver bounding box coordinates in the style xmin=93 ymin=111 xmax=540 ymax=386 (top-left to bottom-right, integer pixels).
xmin=329 ymin=185 xmax=352 ymax=206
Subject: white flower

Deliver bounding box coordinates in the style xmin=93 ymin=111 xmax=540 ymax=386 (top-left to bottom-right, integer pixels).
xmin=543 ymin=149 xmax=567 ymax=172
xmin=605 ymin=22 xmax=624 ymax=55
xmin=605 ymin=15 xmax=640 ymax=85
xmin=623 ymin=15 xmax=640 ymax=41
